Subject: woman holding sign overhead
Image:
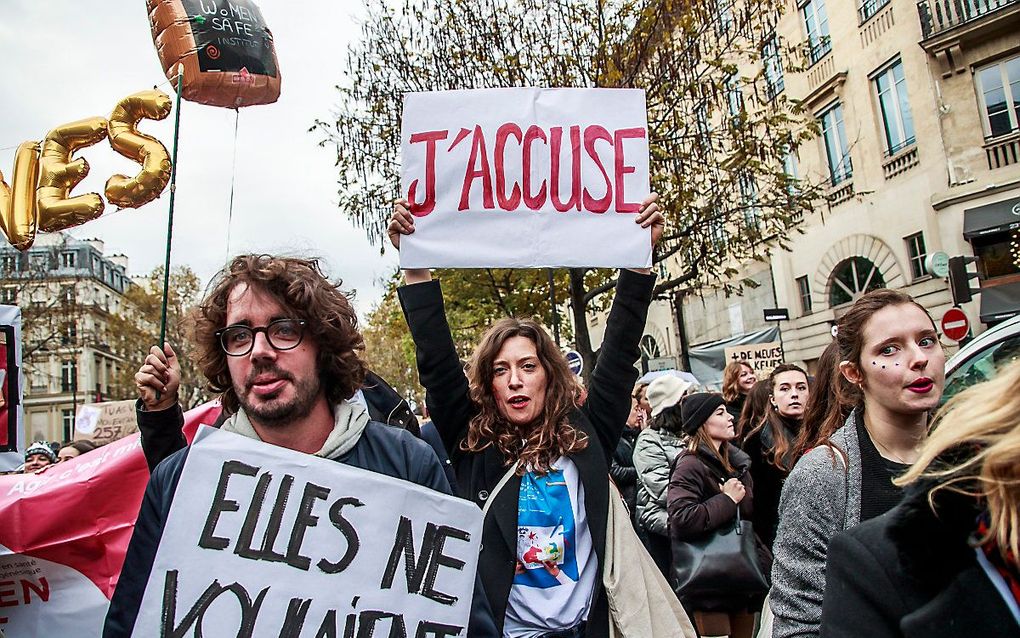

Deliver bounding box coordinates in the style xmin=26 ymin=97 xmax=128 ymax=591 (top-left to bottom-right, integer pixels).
xmin=389 ymin=194 xmax=677 ymax=638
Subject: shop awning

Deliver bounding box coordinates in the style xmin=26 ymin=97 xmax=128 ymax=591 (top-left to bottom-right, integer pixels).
xmin=963 ymin=197 xmax=1020 ymax=239
xmin=980 ymin=281 xmax=1020 ymax=324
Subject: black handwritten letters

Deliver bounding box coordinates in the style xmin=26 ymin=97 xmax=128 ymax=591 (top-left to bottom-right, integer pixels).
xmin=157 ymin=458 xmax=474 ymax=636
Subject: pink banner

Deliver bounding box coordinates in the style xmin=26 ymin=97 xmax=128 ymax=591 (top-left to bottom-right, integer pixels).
xmin=0 ymin=401 xmax=222 ymax=635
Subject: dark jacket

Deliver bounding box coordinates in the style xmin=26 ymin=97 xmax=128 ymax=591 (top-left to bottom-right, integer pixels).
xmin=398 ymin=269 xmax=655 ymax=638
xmin=822 ymin=480 xmax=1019 ymax=638
xmin=725 ymin=395 xmax=745 ymax=422
xmin=137 ymin=370 xmax=419 ymax=473
xmin=667 ymin=443 xmax=756 ymax=612
xmin=609 ymin=426 xmax=640 ymax=518
xmin=104 ymin=415 xmax=497 ymax=638
xmin=667 ymin=443 xmax=753 ymax=541
xmin=741 ymin=417 xmax=797 ymax=550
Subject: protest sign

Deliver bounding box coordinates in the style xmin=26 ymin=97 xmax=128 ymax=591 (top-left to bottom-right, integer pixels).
xmin=724 ymin=341 xmax=785 ymax=379
xmin=400 ymin=87 xmax=651 ymax=269
xmin=74 ymin=399 xmax=138 ymax=445
xmin=132 ymin=426 xmax=483 ymax=637
xmin=0 ymin=401 xmax=223 ymax=635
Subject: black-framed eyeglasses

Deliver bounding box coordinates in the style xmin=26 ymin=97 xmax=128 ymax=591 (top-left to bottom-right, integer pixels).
xmin=215 ymin=319 xmax=307 ymax=357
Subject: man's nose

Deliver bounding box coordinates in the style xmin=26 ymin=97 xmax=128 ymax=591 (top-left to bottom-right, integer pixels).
xmin=250 ymin=330 xmax=277 ymax=361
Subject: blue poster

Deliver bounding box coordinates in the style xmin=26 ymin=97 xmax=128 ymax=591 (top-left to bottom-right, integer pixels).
xmin=514 ymin=468 xmax=578 ymax=588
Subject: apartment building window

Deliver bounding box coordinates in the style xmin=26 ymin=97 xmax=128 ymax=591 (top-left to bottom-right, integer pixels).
xmin=802 ymin=0 xmax=831 ymax=64
xmin=976 ymin=54 xmax=1020 ymax=139
xmin=763 ymin=35 xmax=785 ymax=100
xmin=717 ymin=0 xmax=734 ymax=34
xmin=61 ymin=285 xmax=75 ymax=304
xmin=727 ymin=75 xmax=744 ymax=125
xmin=62 ymin=409 xmax=74 ymax=441
xmin=739 ymin=172 xmax=761 ymax=228
xmin=874 ymin=59 xmax=916 ymax=156
xmin=62 ymin=322 xmax=77 ymax=345
xmin=0 ymin=287 xmax=15 ymax=304
xmin=61 ymin=360 xmax=77 ymax=393
xmin=796 ymin=275 xmax=813 ymax=314
xmin=820 ymin=102 xmax=853 ymax=185
xmin=695 ymin=108 xmax=712 ymax=147
xmin=784 ymin=149 xmax=801 ymax=194
xmin=709 ymin=216 xmax=728 ymax=251
xmin=905 ymin=232 xmax=928 ymax=280
xmin=60 ymin=251 xmax=76 ymax=268
xmin=1 ymin=255 xmax=17 ymax=274
xmin=858 ymin=0 xmax=890 ymax=23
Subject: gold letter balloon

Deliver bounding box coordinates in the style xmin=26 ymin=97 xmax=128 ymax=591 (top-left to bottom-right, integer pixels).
xmin=36 ymin=117 xmax=109 ymax=233
xmin=105 ymin=90 xmax=173 ymax=208
xmin=0 ymin=90 xmax=173 ymax=251
xmin=0 ymin=143 xmax=41 ymax=251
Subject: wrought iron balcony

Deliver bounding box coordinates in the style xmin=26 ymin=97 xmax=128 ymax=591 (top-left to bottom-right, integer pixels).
xmin=918 ymin=0 xmax=1018 ymax=38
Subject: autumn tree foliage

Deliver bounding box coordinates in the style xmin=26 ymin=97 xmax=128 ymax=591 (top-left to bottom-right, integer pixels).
xmin=315 ymin=0 xmax=826 ymax=375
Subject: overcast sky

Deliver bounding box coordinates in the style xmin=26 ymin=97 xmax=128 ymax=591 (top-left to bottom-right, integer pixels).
xmin=0 ymin=0 xmax=397 ymax=316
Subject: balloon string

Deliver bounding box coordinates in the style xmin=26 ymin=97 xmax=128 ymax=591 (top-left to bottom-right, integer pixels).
xmin=225 ymin=108 xmax=240 ymax=255
xmin=159 ymin=69 xmax=185 ymax=352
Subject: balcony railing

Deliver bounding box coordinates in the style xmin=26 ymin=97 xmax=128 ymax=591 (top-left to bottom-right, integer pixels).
xmin=918 ymin=0 xmax=1018 ymax=38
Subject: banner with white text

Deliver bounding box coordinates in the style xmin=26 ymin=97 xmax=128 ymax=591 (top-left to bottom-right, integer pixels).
xmin=132 ymin=426 xmax=483 ymax=637
xmin=400 ymin=88 xmax=651 ymax=268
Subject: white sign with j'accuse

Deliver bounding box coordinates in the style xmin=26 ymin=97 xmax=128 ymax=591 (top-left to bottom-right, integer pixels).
xmin=400 ymin=87 xmax=651 ymax=269
xmin=132 ymin=426 xmax=482 ymax=637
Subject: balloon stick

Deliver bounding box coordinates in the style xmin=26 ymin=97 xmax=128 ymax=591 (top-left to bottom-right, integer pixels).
xmin=157 ymin=66 xmax=184 ymax=398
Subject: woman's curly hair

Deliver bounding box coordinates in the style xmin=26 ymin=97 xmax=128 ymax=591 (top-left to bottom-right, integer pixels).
xmin=191 ymin=254 xmax=366 ymax=414
xmin=462 ymin=318 xmax=587 ymax=475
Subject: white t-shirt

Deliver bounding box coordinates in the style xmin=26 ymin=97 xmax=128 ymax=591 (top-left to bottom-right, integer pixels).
xmin=503 ymin=457 xmax=597 ymax=638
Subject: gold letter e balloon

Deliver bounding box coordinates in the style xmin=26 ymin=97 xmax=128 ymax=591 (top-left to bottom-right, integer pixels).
xmin=0 ymin=90 xmax=173 ymax=251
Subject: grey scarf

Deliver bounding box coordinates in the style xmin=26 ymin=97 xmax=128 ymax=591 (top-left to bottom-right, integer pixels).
xmin=222 ymin=400 xmax=370 ymax=460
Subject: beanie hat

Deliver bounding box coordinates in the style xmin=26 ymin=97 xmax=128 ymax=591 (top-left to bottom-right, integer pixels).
xmin=25 ymin=441 xmax=57 ymax=464
xmin=680 ymin=393 xmax=726 ymax=435
xmin=647 ymin=375 xmax=694 ymax=417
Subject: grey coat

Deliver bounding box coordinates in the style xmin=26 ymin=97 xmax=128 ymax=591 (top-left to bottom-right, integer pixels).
xmin=633 ymin=427 xmax=688 ymax=536
xmin=770 ymin=412 xmax=863 ymax=638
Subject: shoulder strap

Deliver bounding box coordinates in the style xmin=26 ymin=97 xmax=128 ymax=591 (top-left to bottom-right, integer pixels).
xmin=481 ymin=462 xmax=520 ymax=519
xmin=667 ymin=448 xmax=689 ymax=481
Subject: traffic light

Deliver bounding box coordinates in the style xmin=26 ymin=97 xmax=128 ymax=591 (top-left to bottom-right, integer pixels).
xmin=947 ymin=256 xmax=979 ymax=306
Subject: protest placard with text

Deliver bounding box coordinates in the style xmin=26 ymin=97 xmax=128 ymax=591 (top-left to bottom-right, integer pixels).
xmin=400 ymin=88 xmax=651 ymax=268
xmin=132 ymin=427 xmax=483 ymax=637
xmin=724 ymin=341 xmax=785 ymax=379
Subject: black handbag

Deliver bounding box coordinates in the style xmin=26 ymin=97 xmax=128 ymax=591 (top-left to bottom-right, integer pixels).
xmin=670 ymin=509 xmax=771 ymax=599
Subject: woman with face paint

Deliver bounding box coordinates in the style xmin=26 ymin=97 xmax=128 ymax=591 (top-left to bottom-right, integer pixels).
xmin=741 ymin=363 xmax=810 ymax=550
xmin=769 ymin=289 xmax=946 ymax=638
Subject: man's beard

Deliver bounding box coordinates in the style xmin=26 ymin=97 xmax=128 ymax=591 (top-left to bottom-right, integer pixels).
xmin=234 ymin=364 xmax=323 ymax=428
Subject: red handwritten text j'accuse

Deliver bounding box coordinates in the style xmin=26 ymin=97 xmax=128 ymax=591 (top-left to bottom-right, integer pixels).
xmin=406 ymin=124 xmax=647 ymax=217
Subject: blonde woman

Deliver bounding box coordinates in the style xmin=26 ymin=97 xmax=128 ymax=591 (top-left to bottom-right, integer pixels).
xmin=822 ymin=360 xmax=1020 ymax=636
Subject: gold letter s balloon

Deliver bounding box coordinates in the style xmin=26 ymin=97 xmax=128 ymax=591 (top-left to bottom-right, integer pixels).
xmin=0 ymin=142 xmax=41 ymax=251
xmin=36 ymin=117 xmax=109 ymax=233
xmin=105 ymin=90 xmax=173 ymax=208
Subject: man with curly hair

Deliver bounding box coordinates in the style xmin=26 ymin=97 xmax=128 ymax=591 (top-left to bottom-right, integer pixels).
xmin=103 ymin=254 xmax=496 ymax=637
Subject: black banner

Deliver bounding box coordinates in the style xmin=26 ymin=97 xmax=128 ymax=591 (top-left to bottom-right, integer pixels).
xmin=181 ymin=0 xmax=278 ymax=77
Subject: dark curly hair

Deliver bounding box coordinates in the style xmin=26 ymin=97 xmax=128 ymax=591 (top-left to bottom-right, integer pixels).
xmin=191 ymin=254 xmax=366 ymax=414
xmin=463 ymin=317 xmax=587 ymax=475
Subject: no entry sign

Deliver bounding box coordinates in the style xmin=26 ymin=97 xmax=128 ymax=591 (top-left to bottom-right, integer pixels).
xmin=941 ymin=308 xmax=970 ymax=342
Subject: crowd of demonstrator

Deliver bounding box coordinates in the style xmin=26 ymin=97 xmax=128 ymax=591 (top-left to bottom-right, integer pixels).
xmin=611 ymin=288 xmax=1020 ymax=638
xmin=10 ymin=197 xmax=1018 ymax=637
xmin=15 ymin=438 xmax=99 ymax=474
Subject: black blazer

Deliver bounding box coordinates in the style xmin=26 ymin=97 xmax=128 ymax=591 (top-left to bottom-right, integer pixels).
xmin=822 ymin=479 xmax=1019 ymax=638
xmin=398 ymin=270 xmax=654 ymax=638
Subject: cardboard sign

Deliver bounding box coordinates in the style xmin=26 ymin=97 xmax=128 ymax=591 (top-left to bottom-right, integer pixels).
xmin=724 ymin=341 xmax=785 ymax=379
xmin=400 ymin=88 xmax=652 ymax=268
xmin=74 ymin=399 xmax=138 ymax=445
xmin=132 ymin=427 xmax=483 ymax=637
